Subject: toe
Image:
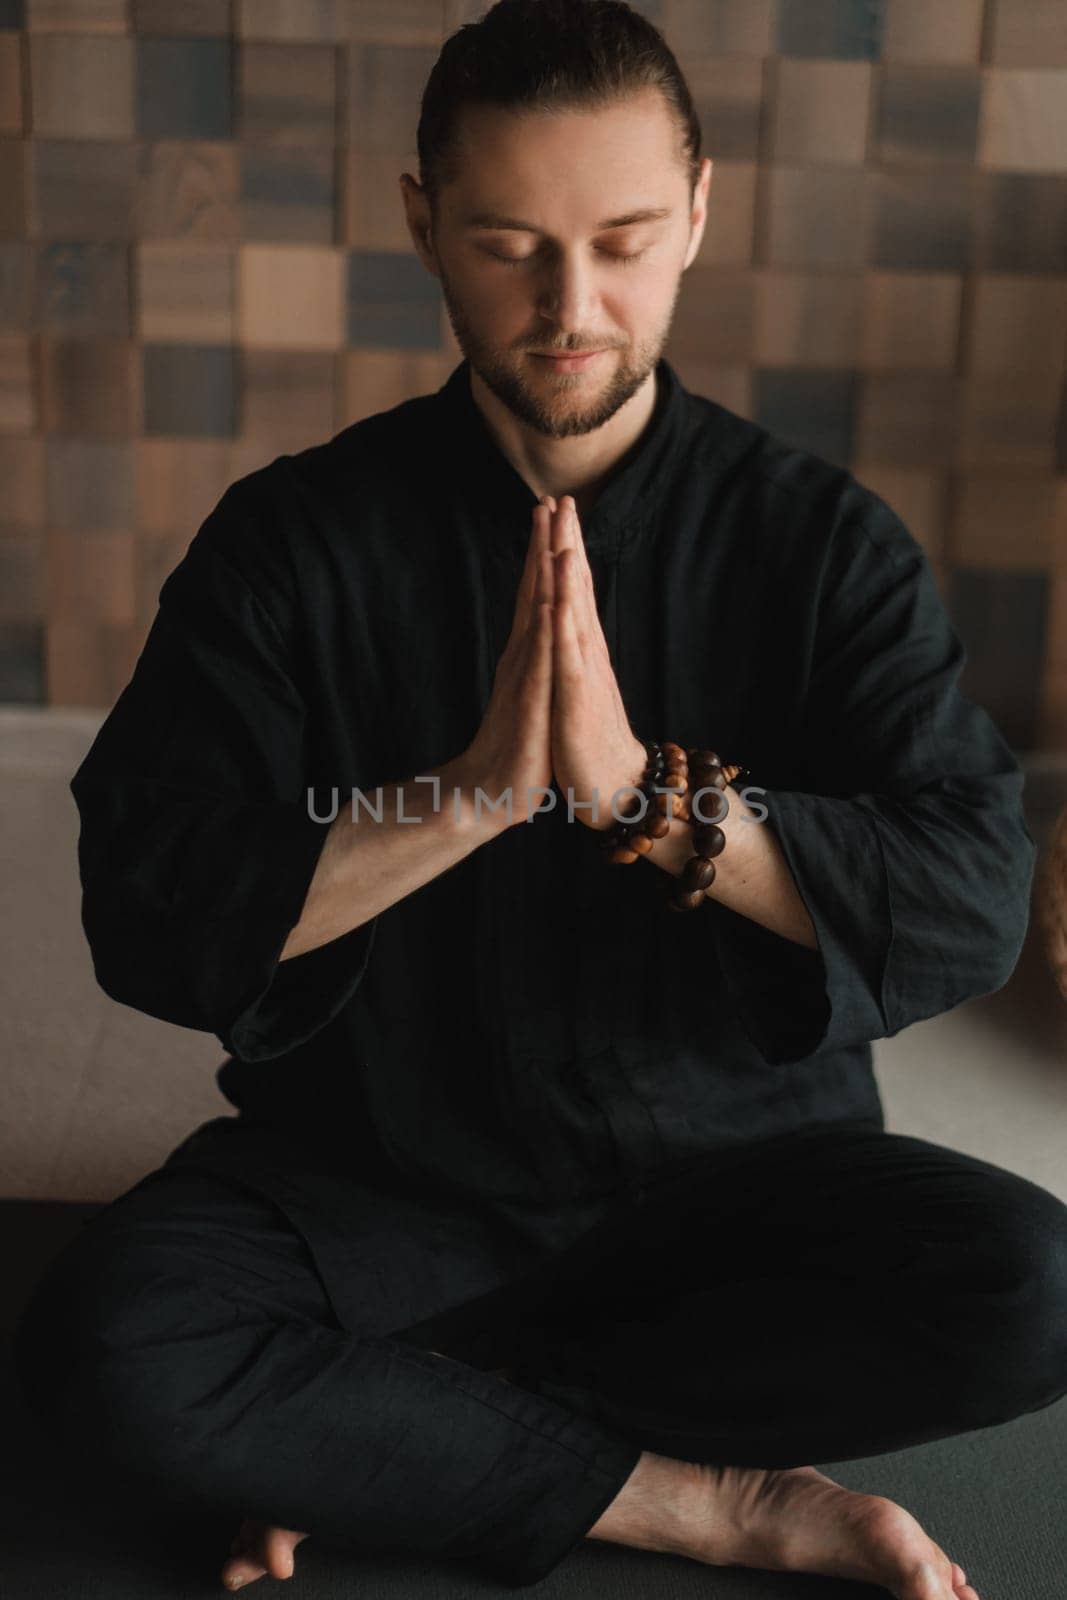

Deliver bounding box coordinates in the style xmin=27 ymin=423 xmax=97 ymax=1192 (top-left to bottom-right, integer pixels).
xmin=221 ymin=1554 xmax=267 ymax=1590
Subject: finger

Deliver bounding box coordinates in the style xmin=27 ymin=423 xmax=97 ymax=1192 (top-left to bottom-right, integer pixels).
xmin=553 ymin=573 xmax=584 ymax=689
xmin=515 ymin=499 xmax=556 ymax=636
xmin=556 ymin=497 xmax=600 ymax=644
xmin=555 ymin=548 xmax=588 ymax=655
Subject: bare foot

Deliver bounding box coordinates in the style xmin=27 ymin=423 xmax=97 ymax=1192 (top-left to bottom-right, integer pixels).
xmin=590 ymin=1453 xmax=981 ymax=1600
xmin=720 ymin=1463 xmax=980 ymax=1599
xmin=220 ymin=1518 xmax=307 ymax=1590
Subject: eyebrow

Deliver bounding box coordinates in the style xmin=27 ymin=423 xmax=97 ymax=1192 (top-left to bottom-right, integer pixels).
xmin=463 ymin=206 xmax=673 ymax=232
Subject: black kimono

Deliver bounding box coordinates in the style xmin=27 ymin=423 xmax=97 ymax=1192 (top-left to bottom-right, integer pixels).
xmin=41 ymin=355 xmax=1059 ymax=1583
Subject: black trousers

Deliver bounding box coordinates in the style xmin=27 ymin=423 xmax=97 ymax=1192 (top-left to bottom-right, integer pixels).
xmin=13 ymin=1123 xmax=1067 ymax=1587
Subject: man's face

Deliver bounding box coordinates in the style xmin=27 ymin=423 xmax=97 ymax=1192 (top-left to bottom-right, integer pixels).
xmin=407 ymin=89 xmax=708 ymax=440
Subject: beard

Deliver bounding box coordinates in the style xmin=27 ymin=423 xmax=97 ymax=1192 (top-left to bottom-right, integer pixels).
xmin=438 ymin=269 xmax=681 ymax=440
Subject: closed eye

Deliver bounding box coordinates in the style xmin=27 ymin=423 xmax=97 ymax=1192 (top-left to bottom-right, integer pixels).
xmin=484 ymin=247 xmax=651 ymax=267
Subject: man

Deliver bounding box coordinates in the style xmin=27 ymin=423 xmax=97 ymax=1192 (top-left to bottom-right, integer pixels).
xmin=14 ymin=4 xmax=1065 ymax=1599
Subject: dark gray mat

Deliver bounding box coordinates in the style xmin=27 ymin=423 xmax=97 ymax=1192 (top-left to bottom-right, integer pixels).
xmin=2 ymin=1198 xmax=1062 ymax=1598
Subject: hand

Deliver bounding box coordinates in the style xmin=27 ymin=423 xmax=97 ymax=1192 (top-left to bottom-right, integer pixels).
xmin=445 ymin=500 xmax=556 ymax=834
xmin=547 ymin=494 xmax=647 ymax=832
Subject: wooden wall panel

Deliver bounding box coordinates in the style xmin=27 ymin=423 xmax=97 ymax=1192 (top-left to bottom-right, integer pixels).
xmin=0 ymin=0 xmax=1060 ymax=750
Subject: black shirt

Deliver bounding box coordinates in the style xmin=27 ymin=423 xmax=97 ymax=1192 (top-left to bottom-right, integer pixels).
xmin=69 ymin=356 xmax=1037 ymax=1323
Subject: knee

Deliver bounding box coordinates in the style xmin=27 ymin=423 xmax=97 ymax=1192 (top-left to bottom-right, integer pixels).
xmin=951 ymin=1187 xmax=1067 ymax=1418
xmin=12 ymin=1235 xmax=237 ymax=1480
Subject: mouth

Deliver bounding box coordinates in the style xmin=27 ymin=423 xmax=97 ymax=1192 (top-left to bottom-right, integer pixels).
xmin=530 ymin=350 xmax=607 ymax=373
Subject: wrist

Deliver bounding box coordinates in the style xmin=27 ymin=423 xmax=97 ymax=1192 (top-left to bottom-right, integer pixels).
xmin=434 ymin=755 xmax=516 ymax=844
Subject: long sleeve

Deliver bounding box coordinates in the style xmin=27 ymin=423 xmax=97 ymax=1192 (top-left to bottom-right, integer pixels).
xmin=70 ymin=474 xmax=377 ymax=1064
xmin=704 ymin=496 xmax=1037 ymax=1067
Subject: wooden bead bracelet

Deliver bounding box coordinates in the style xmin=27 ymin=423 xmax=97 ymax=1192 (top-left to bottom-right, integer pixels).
xmin=597 ymin=739 xmax=747 ymax=912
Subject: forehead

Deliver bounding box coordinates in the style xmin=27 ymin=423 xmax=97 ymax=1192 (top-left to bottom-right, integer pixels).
xmin=443 ymin=89 xmax=685 ymax=219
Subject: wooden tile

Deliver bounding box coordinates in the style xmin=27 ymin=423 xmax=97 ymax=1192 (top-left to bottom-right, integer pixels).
xmin=339 ymin=347 xmax=450 ymax=427
xmin=666 ymin=354 xmax=754 ymax=420
xmin=662 ymin=0 xmax=774 ymax=57
xmin=137 ymin=242 xmax=234 ymax=342
xmin=969 ymin=275 xmax=1067 ymax=374
xmin=239 ymin=243 xmax=344 ymax=348
xmin=989 ymin=0 xmax=1067 ymax=69
xmin=346 ymin=246 xmax=441 ymax=349
xmin=861 ymin=271 xmax=962 ymax=370
xmin=136 ymin=438 xmax=240 ymax=534
xmin=33 ymin=139 xmax=137 ymax=240
xmin=235 ymin=0 xmax=341 ymax=43
xmin=755 ymin=368 xmax=857 ymax=466
xmin=346 ymin=42 xmax=435 ymax=153
xmin=241 ymin=145 xmax=336 ymax=243
xmin=40 ymin=337 xmax=138 ymax=437
xmin=673 ymin=266 xmax=755 ymax=366
xmin=754 ymin=270 xmax=864 ymax=367
xmin=136 ymin=37 xmax=233 ymax=141
xmin=771 ymin=60 xmax=872 ymax=166
xmin=875 ymin=66 xmax=981 ymax=168
xmin=45 ymin=618 xmax=144 ymax=708
xmin=134 ymin=0 xmax=231 ymax=32
xmin=0 ymin=531 xmax=43 ymax=621
xmin=0 ymin=619 xmax=45 ymax=703
xmin=0 ymin=333 xmax=33 ymax=430
xmin=136 ymin=142 xmax=239 ymax=241
xmin=327 ymin=0 xmax=441 ymax=47
xmin=0 ymin=434 xmax=44 ymax=525
xmin=143 ymin=343 xmax=236 ymax=437
xmin=342 ymin=146 xmax=420 ymax=252
xmin=693 ymin=160 xmax=757 ymax=267
xmin=240 ymin=42 xmax=337 ymax=144
xmin=45 ymin=530 xmax=136 ymax=623
xmin=240 ymin=348 xmax=336 ymax=446
xmin=683 ymin=55 xmax=764 ymax=162
xmin=958 ymin=371 xmax=1061 ymax=471
xmin=39 ymin=242 xmax=130 ymax=336
xmin=776 ymin=0 xmax=883 ymax=61
xmin=974 ymin=174 xmax=1067 ymax=272
xmin=872 ymin=171 xmax=975 ymax=269
xmin=946 ymin=568 xmax=1045 ymax=751
xmin=237 ymin=0 xmax=441 ymax=46
xmin=979 ymin=70 xmax=1067 ymax=174
xmin=846 ymin=465 xmax=948 ymax=563
xmin=0 ymin=34 xmax=22 ymax=135
xmin=0 ymin=241 xmax=33 ymax=331
xmin=855 ymin=373 xmax=962 ymax=465
xmin=30 ymin=35 xmax=134 ymax=140
xmin=882 ymin=0 xmax=983 ymax=64
xmin=1053 ymin=481 xmax=1067 ymax=572
xmin=0 ymin=139 xmax=27 ymax=239
xmin=46 ymin=438 xmax=133 ymax=530
xmin=763 ymin=167 xmax=872 ymax=268
xmin=27 ymin=0 xmax=126 ymax=27
xmin=950 ymin=473 xmax=1056 ymax=568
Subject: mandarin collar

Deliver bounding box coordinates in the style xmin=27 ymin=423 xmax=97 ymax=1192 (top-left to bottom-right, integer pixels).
xmin=433 ymin=354 xmax=690 ymax=559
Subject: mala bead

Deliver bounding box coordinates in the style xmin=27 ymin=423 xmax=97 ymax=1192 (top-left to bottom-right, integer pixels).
xmin=598 ymin=735 xmax=747 ymax=914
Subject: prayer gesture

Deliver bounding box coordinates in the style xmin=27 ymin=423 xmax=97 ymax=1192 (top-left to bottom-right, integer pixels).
xmin=453 ymin=495 xmax=645 ymax=833
xmin=542 ymin=494 xmax=647 ymax=831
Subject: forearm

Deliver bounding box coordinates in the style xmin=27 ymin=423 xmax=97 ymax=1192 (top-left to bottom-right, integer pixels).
xmin=641 ymin=784 xmax=819 ymax=951
xmin=280 ymin=756 xmax=501 ymax=962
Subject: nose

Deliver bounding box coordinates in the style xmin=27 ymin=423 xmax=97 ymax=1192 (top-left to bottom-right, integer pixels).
xmin=535 ymin=248 xmax=602 ymax=337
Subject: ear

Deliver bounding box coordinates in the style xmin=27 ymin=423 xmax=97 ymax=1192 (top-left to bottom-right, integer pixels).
xmin=399 ymin=173 xmax=439 ymax=277
xmin=682 ymin=157 xmax=713 ymax=272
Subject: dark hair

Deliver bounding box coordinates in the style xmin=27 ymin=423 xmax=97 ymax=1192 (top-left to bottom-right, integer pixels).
xmin=416 ymin=0 xmax=703 ymax=215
